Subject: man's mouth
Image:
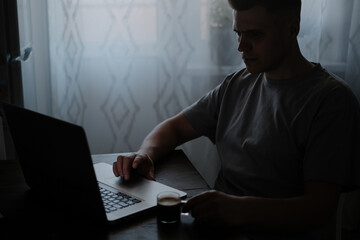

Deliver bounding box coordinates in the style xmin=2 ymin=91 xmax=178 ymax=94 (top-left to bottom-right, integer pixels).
xmin=243 ymin=57 xmax=257 ymax=63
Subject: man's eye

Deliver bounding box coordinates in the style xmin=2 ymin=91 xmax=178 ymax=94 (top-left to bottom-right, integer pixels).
xmin=248 ymin=31 xmax=263 ymax=38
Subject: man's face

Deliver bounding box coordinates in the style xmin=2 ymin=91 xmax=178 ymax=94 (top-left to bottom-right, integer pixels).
xmin=233 ymin=6 xmax=295 ymax=76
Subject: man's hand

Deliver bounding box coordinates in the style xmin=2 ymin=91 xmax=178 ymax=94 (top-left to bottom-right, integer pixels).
xmin=113 ymin=153 xmax=155 ymax=181
xmin=182 ymin=182 xmax=341 ymax=231
xmin=182 ymin=190 xmax=243 ymax=227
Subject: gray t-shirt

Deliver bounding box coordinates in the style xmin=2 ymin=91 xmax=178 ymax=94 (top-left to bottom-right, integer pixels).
xmin=183 ymin=64 xmax=360 ymax=198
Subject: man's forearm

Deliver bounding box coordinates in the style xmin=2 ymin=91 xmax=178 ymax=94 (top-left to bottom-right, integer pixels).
xmin=184 ymin=182 xmax=340 ymax=232
xmin=137 ymin=113 xmax=200 ymax=162
xmin=137 ymin=121 xmax=180 ymax=162
xmin=239 ymin=196 xmax=334 ymax=231
xmin=238 ymin=182 xmax=341 ymax=231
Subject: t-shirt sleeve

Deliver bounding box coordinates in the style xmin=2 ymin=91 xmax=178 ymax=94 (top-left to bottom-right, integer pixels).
xmin=182 ymin=86 xmax=221 ymax=144
xmin=182 ymin=74 xmax=233 ymax=143
xmin=303 ymin=85 xmax=360 ymax=191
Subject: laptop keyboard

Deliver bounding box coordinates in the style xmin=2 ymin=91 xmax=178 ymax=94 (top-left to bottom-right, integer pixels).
xmin=99 ymin=185 xmax=142 ymax=213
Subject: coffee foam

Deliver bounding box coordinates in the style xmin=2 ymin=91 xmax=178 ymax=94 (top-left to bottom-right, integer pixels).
xmin=158 ymin=197 xmax=180 ymax=206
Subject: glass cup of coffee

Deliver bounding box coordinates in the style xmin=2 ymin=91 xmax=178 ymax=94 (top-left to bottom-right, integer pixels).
xmin=157 ymin=191 xmax=187 ymax=224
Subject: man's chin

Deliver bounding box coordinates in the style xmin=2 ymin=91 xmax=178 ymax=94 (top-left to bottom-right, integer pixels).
xmin=245 ymin=66 xmax=262 ymax=74
xmin=244 ymin=61 xmax=263 ymax=74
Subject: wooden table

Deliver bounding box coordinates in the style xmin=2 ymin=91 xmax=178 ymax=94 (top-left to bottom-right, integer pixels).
xmin=0 ymin=150 xmax=248 ymax=240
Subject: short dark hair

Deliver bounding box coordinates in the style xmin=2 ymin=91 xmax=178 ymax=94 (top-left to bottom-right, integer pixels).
xmin=228 ymin=0 xmax=301 ymax=22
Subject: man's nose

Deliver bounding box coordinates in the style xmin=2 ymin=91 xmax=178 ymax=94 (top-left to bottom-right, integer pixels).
xmin=237 ymin=35 xmax=250 ymax=52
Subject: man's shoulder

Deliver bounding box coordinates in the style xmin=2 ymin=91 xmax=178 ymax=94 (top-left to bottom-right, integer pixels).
xmin=309 ymin=64 xmax=360 ymax=112
xmin=223 ymin=68 xmax=263 ymax=87
xmin=314 ymin=64 xmax=357 ymax=100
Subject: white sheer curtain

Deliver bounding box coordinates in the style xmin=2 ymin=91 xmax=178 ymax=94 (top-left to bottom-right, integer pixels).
xmin=18 ymin=0 xmax=360 ymax=185
xmin=299 ymin=0 xmax=360 ymax=100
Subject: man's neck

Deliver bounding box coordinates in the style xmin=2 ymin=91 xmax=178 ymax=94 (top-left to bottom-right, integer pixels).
xmin=265 ymin=44 xmax=315 ymax=80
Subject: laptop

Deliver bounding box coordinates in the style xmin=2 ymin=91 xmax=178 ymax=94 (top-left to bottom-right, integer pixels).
xmin=2 ymin=103 xmax=186 ymax=224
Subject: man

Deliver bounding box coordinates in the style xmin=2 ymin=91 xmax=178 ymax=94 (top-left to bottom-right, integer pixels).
xmin=113 ymin=0 xmax=360 ymax=238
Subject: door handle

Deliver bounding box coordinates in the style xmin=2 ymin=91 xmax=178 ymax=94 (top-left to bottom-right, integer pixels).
xmin=0 ymin=47 xmax=32 ymax=65
xmin=9 ymin=47 xmax=32 ymax=63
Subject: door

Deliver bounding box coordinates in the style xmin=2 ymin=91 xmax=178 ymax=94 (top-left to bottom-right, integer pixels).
xmin=0 ymin=0 xmax=23 ymax=106
xmin=0 ymin=0 xmax=23 ymax=159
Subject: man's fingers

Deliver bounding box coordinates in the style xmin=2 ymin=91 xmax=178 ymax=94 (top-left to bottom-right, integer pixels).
xmin=122 ymin=156 xmax=134 ymax=180
xmin=113 ymin=153 xmax=154 ymax=181
xmin=113 ymin=162 xmax=119 ymax=177
xmin=132 ymin=154 xmax=144 ymax=169
xmin=182 ymin=190 xmax=216 ymax=212
xmin=182 ymin=194 xmax=201 ymax=212
xmin=188 ymin=202 xmax=209 ymax=218
xmin=132 ymin=154 xmax=155 ymax=180
xmin=113 ymin=154 xmax=136 ymax=180
xmin=113 ymin=155 xmax=124 ymax=177
xmin=146 ymin=170 xmax=155 ymax=181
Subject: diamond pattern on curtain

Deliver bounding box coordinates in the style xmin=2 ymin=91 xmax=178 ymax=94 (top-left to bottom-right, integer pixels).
xmin=54 ymin=0 xmax=86 ymax=125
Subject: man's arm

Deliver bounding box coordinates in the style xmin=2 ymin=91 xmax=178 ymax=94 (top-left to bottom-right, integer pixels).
xmin=137 ymin=112 xmax=201 ymax=162
xmin=183 ymin=181 xmax=341 ymax=231
xmin=113 ymin=112 xmax=200 ymax=180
